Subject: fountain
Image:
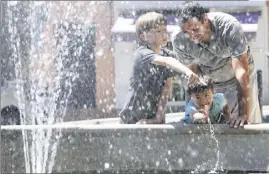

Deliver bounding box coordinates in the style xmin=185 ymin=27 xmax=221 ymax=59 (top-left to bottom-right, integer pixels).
xmin=2 ymin=1 xmax=269 ymax=174
xmin=3 ymin=123 xmax=269 ymax=173
xmin=1 ymin=1 xmax=94 ymax=173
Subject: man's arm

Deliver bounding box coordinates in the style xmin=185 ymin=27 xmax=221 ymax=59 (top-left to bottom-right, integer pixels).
xmin=225 ymin=18 xmax=251 ymax=127
xmin=232 ymin=53 xmax=250 ymax=121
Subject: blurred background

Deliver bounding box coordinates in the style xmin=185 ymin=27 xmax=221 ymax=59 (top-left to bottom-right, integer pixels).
xmin=1 ymin=1 xmax=269 ymax=123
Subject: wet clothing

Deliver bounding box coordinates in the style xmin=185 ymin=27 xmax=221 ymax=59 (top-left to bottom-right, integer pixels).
xmin=182 ymin=93 xmax=228 ymax=124
xmin=172 ymin=12 xmax=262 ymax=123
xmin=119 ymin=46 xmax=177 ymax=124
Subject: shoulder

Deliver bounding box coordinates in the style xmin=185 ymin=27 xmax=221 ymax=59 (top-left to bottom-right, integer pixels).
xmin=161 ymin=48 xmax=176 ymax=58
xmin=208 ymin=12 xmax=242 ymax=36
xmin=171 ymin=28 xmax=194 ymax=53
xmin=208 ymin=12 xmax=239 ymax=26
xmin=135 ymin=46 xmax=152 ymax=56
xmin=213 ymin=93 xmax=226 ymax=100
xmin=134 ymin=46 xmax=156 ymax=59
xmin=171 ymin=28 xmax=190 ymax=44
xmin=185 ymin=100 xmax=198 ymax=114
xmin=213 ymin=93 xmax=227 ymax=106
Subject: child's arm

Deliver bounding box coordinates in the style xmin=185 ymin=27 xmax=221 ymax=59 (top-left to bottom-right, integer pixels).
xmin=136 ymin=78 xmax=172 ymax=124
xmin=155 ymin=77 xmax=172 ymax=123
xmin=152 ymin=55 xmax=194 ymax=77
xmin=151 ymin=55 xmax=204 ymax=85
xmin=223 ymin=104 xmax=233 ymax=122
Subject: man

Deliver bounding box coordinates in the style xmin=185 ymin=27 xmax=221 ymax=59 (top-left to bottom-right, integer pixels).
xmin=172 ymin=2 xmax=262 ymax=128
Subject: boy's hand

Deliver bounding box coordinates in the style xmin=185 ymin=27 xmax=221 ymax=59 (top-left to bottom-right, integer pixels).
xmin=136 ymin=119 xmax=147 ymax=124
xmin=187 ymin=72 xmax=207 ymax=86
xmin=192 ymin=105 xmax=210 ymax=124
xmin=192 ymin=113 xmax=208 ymax=124
xmin=187 ymin=72 xmax=199 ymax=85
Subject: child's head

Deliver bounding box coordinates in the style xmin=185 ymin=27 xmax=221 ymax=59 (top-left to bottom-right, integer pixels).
xmin=187 ymin=76 xmax=214 ymax=108
xmin=135 ymin=12 xmax=168 ymax=47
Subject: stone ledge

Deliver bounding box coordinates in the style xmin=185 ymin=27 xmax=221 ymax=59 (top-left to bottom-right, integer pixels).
xmin=2 ymin=123 xmax=269 ymax=173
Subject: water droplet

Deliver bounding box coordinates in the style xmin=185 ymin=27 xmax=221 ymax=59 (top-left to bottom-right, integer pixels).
xmin=168 ymin=150 xmax=171 ymax=155
xmin=156 ymin=161 xmax=160 ymax=167
xmin=104 ymin=163 xmax=110 ymax=169
xmin=147 ymin=144 xmax=151 ymax=149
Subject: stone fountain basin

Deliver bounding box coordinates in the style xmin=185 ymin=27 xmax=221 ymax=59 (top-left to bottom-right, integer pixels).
xmin=56 ymin=112 xmax=186 ymax=125
xmin=2 ymin=115 xmax=269 ymax=173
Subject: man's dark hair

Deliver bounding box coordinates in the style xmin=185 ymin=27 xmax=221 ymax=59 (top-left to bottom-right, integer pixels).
xmin=187 ymin=76 xmax=214 ymax=95
xmin=178 ymin=2 xmax=209 ymax=24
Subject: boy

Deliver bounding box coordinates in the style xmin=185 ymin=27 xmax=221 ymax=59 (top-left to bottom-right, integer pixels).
xmin=119 ymin=12 xmax=201 ymax=124
xmin=182 ymin=76 xmax=232 ymax=124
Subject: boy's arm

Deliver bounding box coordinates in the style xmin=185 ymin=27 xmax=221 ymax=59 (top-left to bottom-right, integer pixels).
xmin=152 ymin=55 xmax=194 ymax=77
xmin=136 ymin=78 xmax=172 ymax=124
xmin=155 ymin=77 xmax=172 ymax=123
xmin=151 ymin=55 xmax=205 ymax=85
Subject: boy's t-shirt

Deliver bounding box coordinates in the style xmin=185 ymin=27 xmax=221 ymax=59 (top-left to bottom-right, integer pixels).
xmin=182 ymin=93 xmax=228 ymax=124
xmin=119 ymin=45 xmax=177 ymax=124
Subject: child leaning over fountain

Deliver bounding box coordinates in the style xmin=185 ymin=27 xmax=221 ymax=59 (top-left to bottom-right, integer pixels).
xmin=181 ymin=76 xmax=232 ymax=124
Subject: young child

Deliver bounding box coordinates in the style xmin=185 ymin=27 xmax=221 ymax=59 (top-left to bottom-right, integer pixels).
xmin=182 ymin=76 xmax=232 ymax=124
xmin=119 ymin=12 xmax=201 ymax=124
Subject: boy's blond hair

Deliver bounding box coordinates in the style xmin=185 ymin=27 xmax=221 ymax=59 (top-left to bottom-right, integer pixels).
xmin=135 ymin=12 xmax=167 ymax=41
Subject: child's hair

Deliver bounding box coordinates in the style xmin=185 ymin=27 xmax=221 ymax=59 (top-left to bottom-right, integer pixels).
xmin=187 ymin=76 xmax=214 ymax=95
xmin=135 ymin=12 xmax=167 ymax=43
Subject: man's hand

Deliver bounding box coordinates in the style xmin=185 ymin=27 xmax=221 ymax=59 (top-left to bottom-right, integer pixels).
xmin=227 ymin=116 xmax=248 ymax=128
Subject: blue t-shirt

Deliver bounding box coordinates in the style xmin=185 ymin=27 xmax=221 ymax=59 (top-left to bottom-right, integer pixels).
xmin=182 ymin=93 xmax=228 ymax=124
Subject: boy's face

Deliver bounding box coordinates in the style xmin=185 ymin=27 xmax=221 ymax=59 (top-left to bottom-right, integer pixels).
xmin=144 ymin=25 xmax=168 ymax=47
xmin=191 ymin=89 xmax=214 ymax=109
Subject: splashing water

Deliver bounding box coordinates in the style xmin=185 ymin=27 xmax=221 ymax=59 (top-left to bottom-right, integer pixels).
xmin=191 ymin=117 xmax=223 ymax=173
xmin=207 ymin=117 xmax=223 ymax=173
xmin=5 ymin=1 xmax=87 ymax=173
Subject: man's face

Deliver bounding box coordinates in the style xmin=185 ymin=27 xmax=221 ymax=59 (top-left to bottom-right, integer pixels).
xmin=145 ymin=24 xmax=168 ymax=47
xmin=181 ymin=17 xmax=210 ymax=44
xmin=191 ymin=89 xmax=214 ymax=109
